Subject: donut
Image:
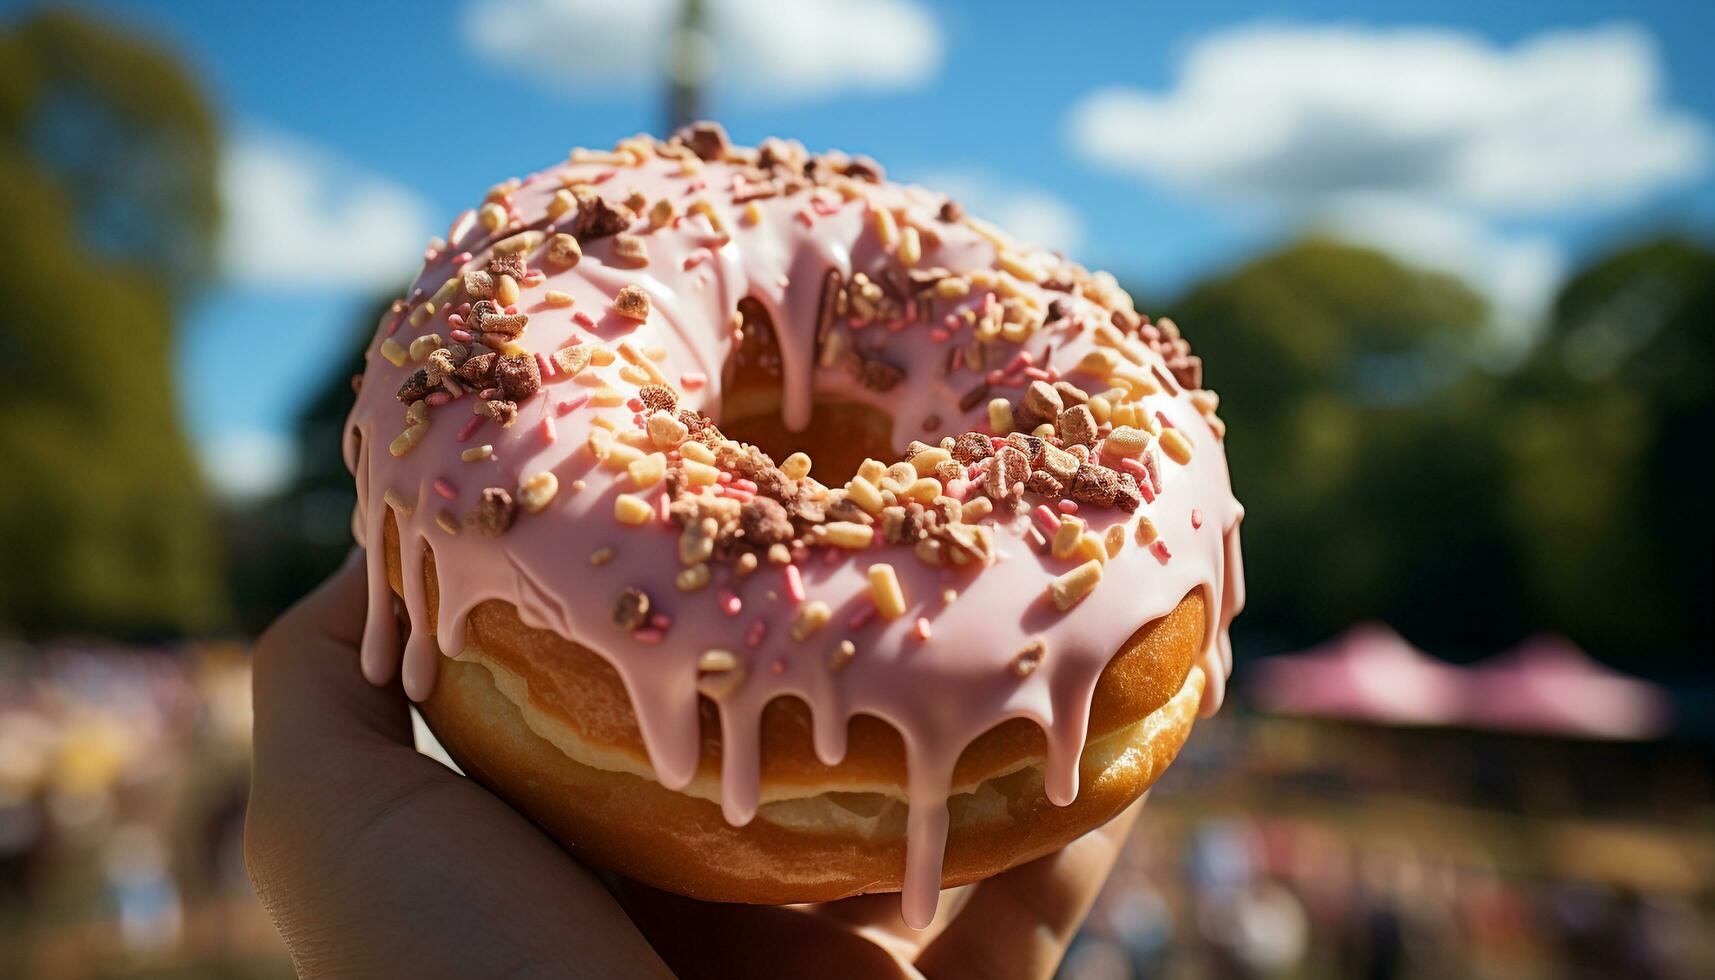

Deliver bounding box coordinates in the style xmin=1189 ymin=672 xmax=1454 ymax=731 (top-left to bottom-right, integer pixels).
xmin=345 ymin=123 xmax=1245 ymax=928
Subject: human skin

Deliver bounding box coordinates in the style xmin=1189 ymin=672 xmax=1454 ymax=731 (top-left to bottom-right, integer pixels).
xmin=245 ymin=552 xmax=1149 ymax=979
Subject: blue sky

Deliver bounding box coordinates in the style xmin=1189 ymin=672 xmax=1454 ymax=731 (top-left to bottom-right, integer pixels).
xmin=41 ymin=0 xmax=1715 ymax=497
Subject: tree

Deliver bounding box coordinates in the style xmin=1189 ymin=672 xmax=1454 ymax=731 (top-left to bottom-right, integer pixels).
xmin=0 ymin=11 xmax=225 ymax=636
xmin=1166 ymin=239 xmax=1530 ymax=654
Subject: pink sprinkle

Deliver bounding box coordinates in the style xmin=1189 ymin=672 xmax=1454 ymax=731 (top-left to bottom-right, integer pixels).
xmin=1191 ymin=508 xmax=1203 ymax=529
xmin=455 ymin=302 xmax=472 ymax=316
xmin=658 ymin=493 xmax=672 ymax=522
xmin=681 ymin=371 xmax=707 ymax=390
xmin=627 ymin=397 xmax=644 ymax=412
xmin=591 ymin=168 xmax=615 ymax=184
xmin=1139 ymin=480 xmax=1157 ymax=504
xmin=930 ymin=328 xmax=950 ymax=343
xmin=1118 ymin=457 xmax=1148 ymax=482
xmin=453 ymin=252 xmax=472 ymax=266
xmin=649 ymin=612 xmax=673 ymax=631
xmin=731 ymin=478 xmax=758 ymax=494
xmin=633 ymin=628 xmax=664 ymax=645
xmin=425 ymin=391 xmax=452 ymax=407
xmin=1155 ymin=410 xmax=1175 ymax=429
xmin=536 ymin=352 xmax=554 ymax=378
xmin=1057 ymin=499 xmax=1080 ymax=514
xmin=783 ymin=565 xmax=805 ymax=604
xmin=1023 ymin=366 xmax=1051 ymax=381
xmin=386 ymin=314 xmax=404 ymax=336
xmin=811 ymin=196 xmax=839 ymax=216
xmin=847 ymin=605 xmax=875 ymax=630
xmin=771 ymin=658 xmax=787 ymax=676
xmin=950 ymin=347 xmax=965 ymax=372
xmin=450 ymin=328 xmax=474 ymax=344
xmin=572 ymin=311 xmax=596 ymax=329
xmin=745 ymin=618 xmax=767 ymax=648
xmin=1002 ymin=351 xmax=1032 ymax=375
xmin=1151 ymin=539 xmax=1172 ymax=561
xmin=1033 ymin=504 xmax=1060 ymax=537
xmin=945 ymin=478 xmax=969 ymax=500
xmin=683 ymin=179 xmax=706 ymax=195
xmin=914 ymin=617 xmax=933 ymax=641
xmin=433 ymin=478 xmax=458 ymax=501
xmin=719 ymin=588 xmax=743 ymax=617
xmin=446 ymin=314 xmax=466 ymax=328
xmin=682 ymin=250 xmax=708 ymax=270
xmin=456 ymin=416 xmax=485 ymax=442
xmin=986 ymin=369 xmax=1005 ymax=385
xmin=556 ymin=393 xmax=590 ymax=416
xmin=944 ymin=313 xmax=962 ymax=330
xmin=720 ymin=487 xmax=755 ymax=503
xmin=716 ymin=470 xmax=733 ymax=484
xmin=795 ymin=207 xmax=814 ymax=227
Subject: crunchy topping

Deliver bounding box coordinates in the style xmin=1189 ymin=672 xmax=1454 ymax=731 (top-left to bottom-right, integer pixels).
xmin=467 ymin=487 xmax=518 ymax=536
xmin=612 ymin=587 xmax=651 ymax=631
xmin=613 ymin=284 xmax=651 ymax=320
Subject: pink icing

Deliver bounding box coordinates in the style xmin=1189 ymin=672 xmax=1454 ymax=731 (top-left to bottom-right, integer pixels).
xmin=345 ymin=137 xmax=1245 ymax=929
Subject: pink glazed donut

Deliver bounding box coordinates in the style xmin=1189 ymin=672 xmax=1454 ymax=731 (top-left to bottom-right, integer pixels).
xmin=346 ymin=123 xmax=1245 ymax=929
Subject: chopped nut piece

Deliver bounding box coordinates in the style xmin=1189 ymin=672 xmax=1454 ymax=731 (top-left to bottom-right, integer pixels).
xmin=613 ymin=284 xmax=651 ymax=320
xmin=1134 ymin=515 xmax=1158 ymax=546
xmin=467 ymin=487 xmax=517 ymax=536
xmin=590 ymin=546 xmax=615 ymax=566
xmin=1105 ymin=523 xmax=1127 ymax=558
xmin=696 ymin=648 xmax=745 ymax=699
xmin=1011 ymin=639 xmax=1047 ymax=677
xmin=1103 ymin=425 xmax=1151 ymax=459
xmin=495 ymin=354 xmax=542 ymax=401
xmin=1056 ymin=405 xmax=1097 ymax=446
xmin=612 ymin=233 xmax=649 ymax=267
xmin=545 ymin=232 xmax=582 ymax=269
xmin=612 ymin=587 xmax=651 ymax=631
xmin=675 ymin=563 xmax=711 ymax=592
xmin=828 ymin=640 xmax=857 ymax=672
xmin=1017 ymin=380 xmax=1064 ymax=431
xmin=628 ymin=452 xmax=667 ymax=488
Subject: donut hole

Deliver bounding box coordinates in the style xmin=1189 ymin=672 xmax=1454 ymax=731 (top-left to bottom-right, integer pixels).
xmin=717 ymin=297 xmax=897 ymax=481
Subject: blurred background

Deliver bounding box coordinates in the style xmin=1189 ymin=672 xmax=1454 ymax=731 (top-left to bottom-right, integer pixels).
xmin=1 ymin=0 xmax=1710 ymax=976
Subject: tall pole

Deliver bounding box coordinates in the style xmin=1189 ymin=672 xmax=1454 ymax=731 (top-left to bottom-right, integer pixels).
xmin=667 ymin=0 xmax=710 ymax=130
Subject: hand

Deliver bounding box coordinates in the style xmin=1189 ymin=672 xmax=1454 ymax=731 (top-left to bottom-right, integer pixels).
xmin=246 ymin=553 xmax=1145 ymax=978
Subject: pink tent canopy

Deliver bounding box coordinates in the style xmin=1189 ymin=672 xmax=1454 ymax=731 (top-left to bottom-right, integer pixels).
xmin=1463 ymin=634 xmax=1673 ymax=740
xmin=1245 ymin=627 xmax=1673 ymax=739
xmin=1245 ymin=622 xmax=1465 ymax=726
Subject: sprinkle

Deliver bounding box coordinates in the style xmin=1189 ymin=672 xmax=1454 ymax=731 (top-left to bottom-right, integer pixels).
xmin=913 ymin=617 xmax=932 ymax=641
xmin=1150 ymin=539 xmax=1172 ymax=561
xmin=1135 ymin=516 xmax=1158 ymax=545
xmin=383 ymin=487 xmax=413 ymax=515
xmin=435 ymin=510 xmax=461 ymax=535
xmin=783 ymin=564 xmax=805 ymax=603
xmin=1048 ymin=560 xmax=1103 ymax=610
xmin=590 ymin=547 xmax=615 ymax=566
xmin=1105 ymin=523 xmax=1127 ymax=558
xmin=819 ymin=522 xmax=875 ymax=549
xmin=718 ymin=588 xmax=743 ymax=617
xmin=1011 ymin=639 xmax=1046 ymax=677
xmin=379 ymin=338 xmax=409 ymax=366
xmin=1159 ymin=428 xmax=1193 ymax=465
xmin=1032 ymin=504 xmax=1060 ymax=538
xmin=519 ymin=472 xmax=559 ymax=514
xmin=745 ymin=618 xmax=768 ymax=648
xmin=389 ymin=423 xmax=429 ymax=457
xmin=455 ymin=416 xmax=485 ymax=443
xmin=847 ymin=604 xmax=875 ymax=630
xmin=696 ymin=649 xmax=745 ymax=699
xmin=1057 ymin=499 xmax=1080 ymax=515
xmin=790 ymin=601 xmax=831 ymax=641
xmin=539 ymin=416 xmax=557 ymax=444
xmin=633 ymin=628 xmax=665 ymax=644
xmin=1191 ymin=508 xmax=1204 ymax=529
xmin=987 ymin=398 xmax=1014 ymax=434
xmin=867 ymin=564 xmax=906 ymax=620
xmin=544 ymin=290 xmax=575 ymax=307
xmin=432 ymin=478 xmax=458 ymax=501
xmin=556 ymin=394 xmax=591 ymax=416
xmin=614 ymin=493 xmax=653 ymax=525
xmin=460 ymin=445 xmax=493 ymax=463
xmin=675 ymin=563 xmax=712 ymax=592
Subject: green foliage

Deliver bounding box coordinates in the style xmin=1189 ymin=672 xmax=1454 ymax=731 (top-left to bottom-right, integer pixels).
xmin=0 ymin=11 xmax=224 ymax=637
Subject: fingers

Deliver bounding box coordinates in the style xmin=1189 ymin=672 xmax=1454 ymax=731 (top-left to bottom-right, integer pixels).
xmin=914 ymin=798 xmax=1145 ymax=980
xmin=246 ymin=557 xmax=673 ymax=978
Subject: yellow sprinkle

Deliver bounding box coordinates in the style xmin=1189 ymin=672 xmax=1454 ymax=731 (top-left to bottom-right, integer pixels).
xmin=1135 ymin=516 xmax=1158 ymax=546
xmin=899 ymin=225 xmax=922 ymax=267
xmin=1078 ymin=531 xmax=1109 ymax=564
xmin=960 ymin=497 xmax=993 ymax=523
xmin=478 ymin=202 xmax=508 ymax=231
xmin=407 ymin=334 xmax=443 ymax=362
xmin=405 ymin=400 xmax=429 ymax=426
xmin=847 ymin=476 xmax=886 ymax=515
xmin=909 ymin=447 xmax=950 ymax=475
xmin=543 ymin=290 xmax=574 ymax=307
xmin=988 ymin=398 xmax=1014 ymax=434
xmin=1105 ymin=523 xmax=1127 ymax=558
xmin=1159 ymin=428 xmax=1194 ymax=465
xmin=828 ymin=639 xmax=857 ymax=672
xmin=461 ymin=444 xmax=494 ymax=463
xmin=1052 ymin=516 xmax=1085 ymax=560
xmin=1087 ymin=395 xmax=1112 ymax=425
xmin=547 ymin=189 xmax=575 ymax=220
xmin=519 ymin=472 xmax=559 ymax=514
xmin=591 ymin=386 xmax=625 ymax=407
xmin=600 ymin=443 xmax=646 ymax=472
xmin=628 ymin=452 xmax=667 ymax=488
xmin=867 ymin=563 xmax=906 ymax=620
xmin=874 ymin=206 xmax=899 ymax=250
xmin=682 ymin=459 xmax=721 ymax=485
xmin=902 ymin=478 xmax=942 ymax=504
xmin=781 ymin=452 xmax=812 ymax=480
xmin=388 ymin=423 xmax=428 ymax=457
xmin=820 ymin=522 xmax=875 ymax=549
xmin=935 ymin=276 xmax=971 ymax=299
xmin=857 ymin=458 xmax=887 ymax=484
xmin=790 ymin=601 xmax=832 ymax=641
xmin=589 ymin=346 xmax=616 ymax=367
xmin=680 ymin=441 xmax=716 ymax=465
xmin=742 ymin=201 xmax=762 ymax=226
xmin=1048 ymin=560 xmax=1104 ymax=610
xmin=649 ymin=197 xmax=675 ymax=229
xmin=613 ymin=493 xmax=653 ymax=525
xmin=589 ymin=546 xmax=615 ymax=566
xmin=675 ymin=563 xmax=712 ymax=592
xmin=379 ymin=338 xmax=409 ymax=366
xmin=382 ymin=487 xmax=413 ymax=515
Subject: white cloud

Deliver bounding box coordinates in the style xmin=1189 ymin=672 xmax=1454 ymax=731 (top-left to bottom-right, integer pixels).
xmin=200 ymin=428 xmax=297 ymax=501
xmin=221 ymin=128 xmax=434 ymax=291
xmin=1313 ymin=193 xmax=1566 ymax=353
xmin=463 ymin=0 xmax=941 ymax=102
xmin=1067 ymin=23 xmax=1709 ymax=214
xmin=911 ymin=170 xmax=1085 ymax=255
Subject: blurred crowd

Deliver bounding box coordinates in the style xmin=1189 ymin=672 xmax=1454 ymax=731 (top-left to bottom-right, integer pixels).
xmin=2 ymin=643 xmax=1709 ymax=979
